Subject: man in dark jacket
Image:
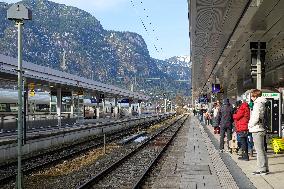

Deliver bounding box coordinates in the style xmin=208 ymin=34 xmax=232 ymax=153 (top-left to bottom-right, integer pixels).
xmin=233 ymin=101 xmax=250 ymax=160
xmin=218 ymin=99 xmax=234 ymax=152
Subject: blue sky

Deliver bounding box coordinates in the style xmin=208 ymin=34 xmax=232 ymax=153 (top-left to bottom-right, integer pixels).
xmin=3 ymin=0 xmax=190 ymax=60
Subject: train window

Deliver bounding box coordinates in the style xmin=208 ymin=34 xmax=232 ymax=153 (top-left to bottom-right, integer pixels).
xmin=10 ymin=104 xmax=18 ymax=112
xmin=0 ymin=104 xmax=8 ymax=112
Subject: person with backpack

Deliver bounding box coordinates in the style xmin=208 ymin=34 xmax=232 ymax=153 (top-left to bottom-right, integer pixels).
xmin=218 ymin=99 xmax=234 ymax=153
xmin=233 ymin=100 xmax=250 ymax=161
xmin=248 ymin=89 xmax=269 ymax=175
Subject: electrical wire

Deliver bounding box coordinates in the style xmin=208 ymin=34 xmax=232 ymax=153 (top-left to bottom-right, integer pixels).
xmin=129 ymin=0 xmax=165 ymax=59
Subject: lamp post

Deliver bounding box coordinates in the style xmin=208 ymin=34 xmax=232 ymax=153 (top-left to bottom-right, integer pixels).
xmin=7 ymin=4 xmax=32 ymax=189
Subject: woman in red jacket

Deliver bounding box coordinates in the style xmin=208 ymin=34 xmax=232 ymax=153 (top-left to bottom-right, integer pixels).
xmin=233 ymin=101 xmax=250 ymax=161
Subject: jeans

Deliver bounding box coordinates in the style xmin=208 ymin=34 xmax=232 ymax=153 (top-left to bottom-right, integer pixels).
xmin=199 ymin=114 xmax=203 ymax=122
xmin=239 ymin=132 xmax=248 ymax=158
xmin=206 ymin=119 xmax=210 ymax=125
xmin=252 ymin=131 xmax=268 ymax=172
xmin=237 ymin=133 xmax=241 ymax=149
xmin=247 ymin=133 xmax=254 ymax=151
xmin=220 ymin=127 xmax=232 ymax=150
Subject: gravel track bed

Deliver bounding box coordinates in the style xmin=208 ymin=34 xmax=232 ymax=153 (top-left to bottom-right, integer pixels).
xmin=1 ymin=116 xmax=177 ymax=189
xmin=0 ymin=129 xmax=131 ymax=181
xmin=90 ymin=116 xmax=186 ymax=189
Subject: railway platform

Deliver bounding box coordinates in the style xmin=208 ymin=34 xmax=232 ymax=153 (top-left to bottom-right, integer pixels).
xmin=148 ymin=114 xmax=284 ymax=189
xmin=149 ymin=115 xmax=239 ymax=189
xmin=204 ymin=117 xmax=284 ymax=189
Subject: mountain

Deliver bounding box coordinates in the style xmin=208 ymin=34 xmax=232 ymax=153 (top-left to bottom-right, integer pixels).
xmin=0 ymin=0 xmax=190 ymax=97
xmin=155 ymin=56 xmax=191 ymax=96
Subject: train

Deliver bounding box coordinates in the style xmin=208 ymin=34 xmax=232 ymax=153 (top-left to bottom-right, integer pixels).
xmin=0 ymin=88 xmax=141 ymax=118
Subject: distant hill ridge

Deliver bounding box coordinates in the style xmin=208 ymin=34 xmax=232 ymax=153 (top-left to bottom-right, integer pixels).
xmin=0 ymin=0 xmax=191 ymax=96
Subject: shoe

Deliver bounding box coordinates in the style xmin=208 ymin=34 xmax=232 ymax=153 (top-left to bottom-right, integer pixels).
xmin=252 ymin=171 xmax=268 ymax=175
xmin=250 ymin=150 xmax=254 ymax=157
xmin=225 ymin=148 xmax=232 ymax=153
xmin=238 ymin=156 xmax=249 ymax=161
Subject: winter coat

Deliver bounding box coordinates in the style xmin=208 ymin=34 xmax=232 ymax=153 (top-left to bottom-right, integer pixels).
xmin=248 ymin=96 xmax=267 ymax=133
xmin=233 ymin=102 xmax=250 ymax=132
xmin=211 ymin=107 xmax=219 ymax=127
xmin=218 ymin=103 xmax=234 ymax=128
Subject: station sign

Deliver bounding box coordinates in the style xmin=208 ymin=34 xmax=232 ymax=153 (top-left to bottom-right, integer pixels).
xmin=212 ymin=84 xmax=220 ymax=93
xmin=90 ymin=98 xmax=97 ymax=103
xmin=29 ymin=89 xmax=35 ymax=97
xmin=29 ymin=83 xmax=35 ymax=97
xmin=120 ymin=99 xmax=129 ymax=103
xmin=90 ymin=98 xmax=102 ymax=103
xmin=262 ymin=93 xmax=280 ymax=100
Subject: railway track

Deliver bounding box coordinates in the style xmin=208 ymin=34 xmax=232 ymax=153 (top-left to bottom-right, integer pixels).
xmin=77 ymin=114 xmax=188 ymax=189
xmin=0 ymin=116 xmax=166 ymax=186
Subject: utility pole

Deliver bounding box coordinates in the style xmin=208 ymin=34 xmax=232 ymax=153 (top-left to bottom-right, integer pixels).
xmin=7 ymin=4 xmax=32 ymax=189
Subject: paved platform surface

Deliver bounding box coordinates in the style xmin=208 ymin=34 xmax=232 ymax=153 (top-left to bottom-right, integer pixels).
xmin=205 ymin=118 xmax=284 ymax=189
xmin=151 ymin=115 xmax=238 ymax=189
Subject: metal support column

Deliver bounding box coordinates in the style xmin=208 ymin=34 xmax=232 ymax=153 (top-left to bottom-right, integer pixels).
xmin=16 ymin=20 xmax=23 ymax=189
xmin=96 ymin=97 xmax=100 ymax=119
xmin=129 ymin=101 xmax=132 ymax=116
xmin=114 ymin=98 xmax=118 ymax=118
xmin=56 ymin=87 xmax=62 ymax=126
xmin=138 ymin=102 xmax=142 ymax=116
xmin=70 ymin=91 xmax=74 ymax=117
xmin=164 ymin=98 xmax=167 ymax=113
xmin=102 ymin=98 xmax=106 ymax=115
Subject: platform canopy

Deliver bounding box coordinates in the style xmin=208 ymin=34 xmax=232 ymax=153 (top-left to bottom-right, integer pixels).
xmin=0 ymin=54 xmax=149 ymax=101
xmin=189 ymin=0 xmax=284 ymax=99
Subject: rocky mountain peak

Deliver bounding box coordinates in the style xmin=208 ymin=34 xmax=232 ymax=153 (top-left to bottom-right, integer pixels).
xmin=0 ymin=0 xmax=191 ymax=96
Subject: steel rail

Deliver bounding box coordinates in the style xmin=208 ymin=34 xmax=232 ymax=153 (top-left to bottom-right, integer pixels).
xmin=77 ymin=115 xmax=187 ymax=189
xmin=132 ymin=115 xmax=188 ymax=189
xmin=0 ymin=117 xmax=163 ymax=186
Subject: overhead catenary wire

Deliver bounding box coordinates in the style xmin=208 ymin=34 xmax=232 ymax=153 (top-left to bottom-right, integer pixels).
xmin=138 ymin=0 xmax=166 ymax=59
xmin=129 ymin=0 xmax=165 ymax=59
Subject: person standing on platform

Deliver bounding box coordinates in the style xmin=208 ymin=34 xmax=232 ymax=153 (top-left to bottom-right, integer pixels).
xmin=218 ymin=99 xmax=234 ymax=152
xmin=248 ymin=89 xmax=269 ymax=175
xmin=204 ymin=110 xmax=211 ymax=125
xmin=193 ymin=108 xmax=197 ymax=116
xmin=248 ymin=100 xmax=254 ymax=157
xmin=211 ymin=102 xmax=220 ymax=134
xmin=233 ymin=100 xmax=250 ymax=161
